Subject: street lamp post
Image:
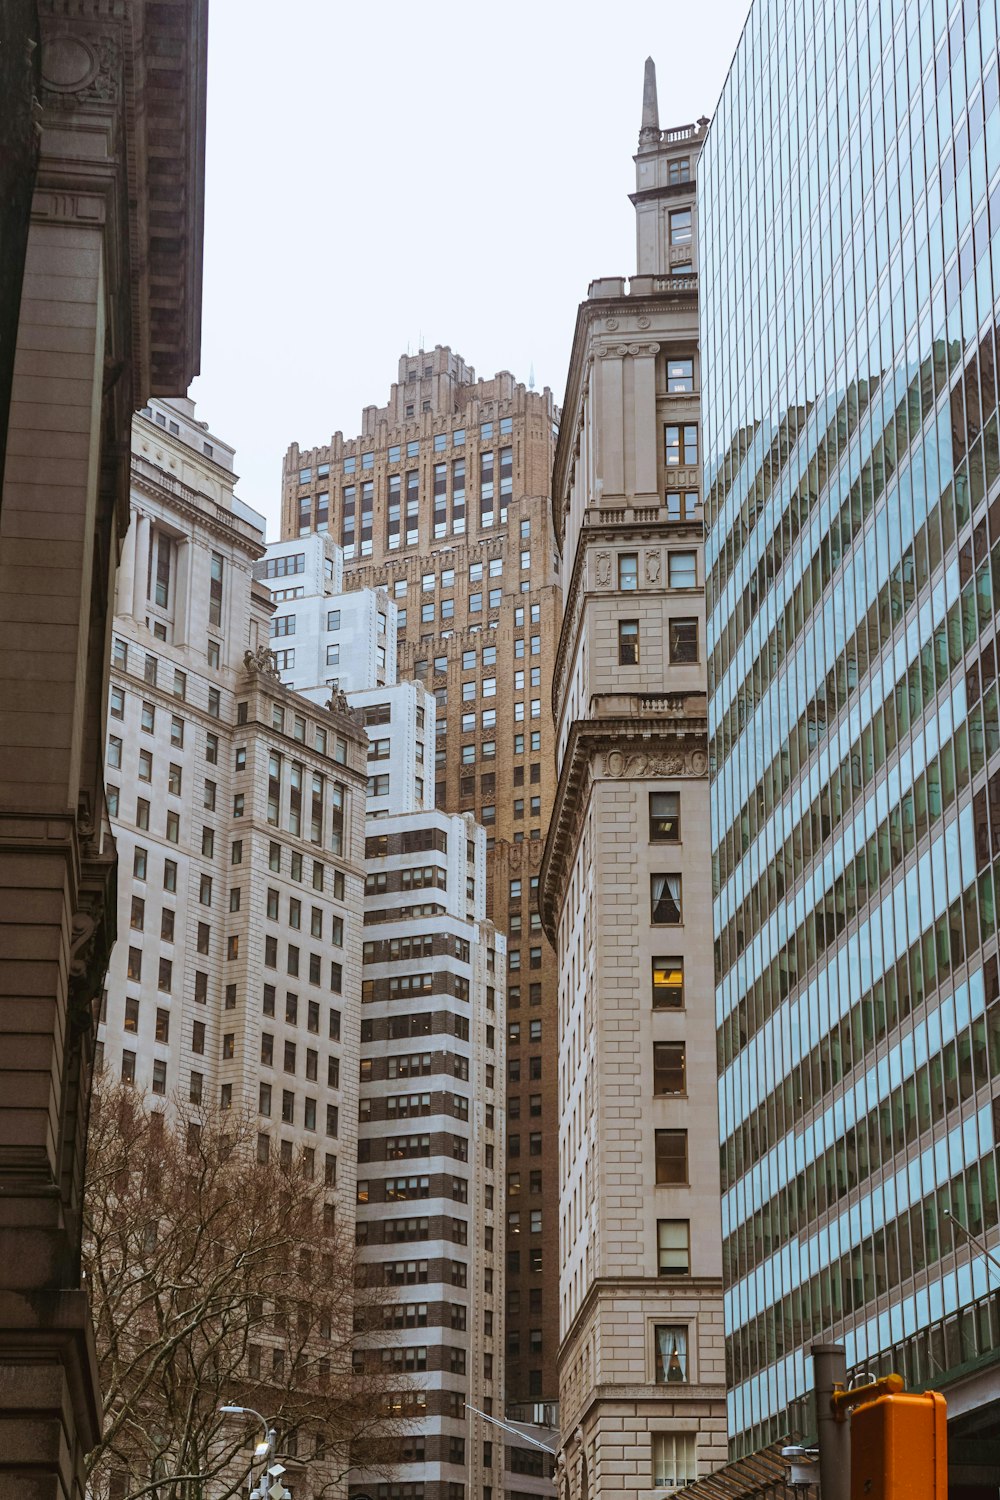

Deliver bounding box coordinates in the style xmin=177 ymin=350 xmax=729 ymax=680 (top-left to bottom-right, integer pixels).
xmin=219 ymin=1405 xmax=278 ymax=1499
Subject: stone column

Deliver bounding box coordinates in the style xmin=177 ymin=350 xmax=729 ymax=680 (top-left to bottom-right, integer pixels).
xmin=0 ymin=202 xmax=112 ymax=1500
xmin=173 ymin=534 xmax=191 ymax=645
xmin=116 ymin=509 xmax=137 ymax=617
xmin=632 ymin=344 xmax=661 ymax=506
xmin=131 ymin=511 xmax=151 ymax=622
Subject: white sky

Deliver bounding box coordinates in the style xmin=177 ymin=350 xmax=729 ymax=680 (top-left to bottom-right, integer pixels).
xmin=189 ymin=0 xmax=753 ymax=538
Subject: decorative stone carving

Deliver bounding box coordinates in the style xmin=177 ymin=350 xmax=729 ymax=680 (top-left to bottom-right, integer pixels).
xmin=596 ymin=340 xmax=661 ymax=359
xmin=40 ymin=26 xmax=119 ymax=104
xmin=243 ymin=644 xmax=280 ymax=678
xmin=594 ymin=551 xmax=612 ymax=587
xmin=602 ymin=747 xmax=708 ymax=779
xmin=644 ymin=549 xmax=661 ymax=584
xmin=605 ymin=317 xmax=620 ymax=330
xmin=637 ymin=314 xmax=651 ymax=328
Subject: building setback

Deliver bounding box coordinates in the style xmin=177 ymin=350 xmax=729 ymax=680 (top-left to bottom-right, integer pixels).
xmin=541 ymin=66 xmax=727 ymax=1500
xmin=99 ymin=399 xmax=369 ymax=1486
xmin=701 ymin=0 xmax=1000 ymax=1468
xmin=282 ymin=352 xmax=563 ymax=1408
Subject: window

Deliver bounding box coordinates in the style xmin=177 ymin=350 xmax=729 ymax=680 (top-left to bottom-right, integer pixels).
xmin=653 ymin=1042 xmax=686 ymax=1096
xmin=669 ymin=617 xmax=698 ymax=662
xmin=652 ymin=957 xmax=684 ymax=1009
xmin=666 ymin=490 xmax=700 ymax=520
xmin=209 ymin=552 xmax=224 ymax=626
xmin=664 ymin=424 xmax=698 ymax=466
xmin=654 ymin=1130 xmax=687 ymax=1185
xmin=651 ymin=875 xmax=682 ymax=925
xmin=668 ymin=550 xmax=697 ymax=587
xmin=655 ymin=1325 xmax=688 ymax=1383
xmin=657 ymin=1220 xmax=690 ymax=1278
xmin=110 ymin=685 xmax=124 ymax=719
xmin=649 ymin=792 xmax=680 ymax=842
xmin=669 ymin=208 xmax=692 ymax=245
xmin=667 ymin=357 xmax=694 ymax=392
xmin=618 ymin=553 xmax=638 ymax=590
xmin=618 ymin=620 xmax=639 ymax=665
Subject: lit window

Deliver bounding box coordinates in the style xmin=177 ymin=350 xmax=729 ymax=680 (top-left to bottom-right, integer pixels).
xmin=652 ymin=957 xmax=684 ymax=1009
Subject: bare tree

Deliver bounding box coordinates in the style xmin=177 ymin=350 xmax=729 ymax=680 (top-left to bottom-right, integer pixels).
xmin=83 ymin=1075 xmax=402 ymax=1500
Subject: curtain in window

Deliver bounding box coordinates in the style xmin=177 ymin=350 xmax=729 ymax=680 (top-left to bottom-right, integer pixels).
xmin=651 ymin=873 xmax=682 ymax=924
xmin=656 ymin=1324 xmax=688 ymax=1383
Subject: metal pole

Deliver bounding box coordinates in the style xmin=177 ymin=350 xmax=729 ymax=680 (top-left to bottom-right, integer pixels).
xmin=463 ymin=1402 xmax=560 ymax=1454
xmin=943 ymin=1208 xmax=1000 ymax=1282
xmin=811 ymin=1342 xmax=849 ymax=1500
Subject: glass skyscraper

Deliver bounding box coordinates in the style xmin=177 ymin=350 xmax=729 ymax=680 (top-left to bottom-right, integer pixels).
xmin=701 ymin=0 xmax=1000 ymax=1457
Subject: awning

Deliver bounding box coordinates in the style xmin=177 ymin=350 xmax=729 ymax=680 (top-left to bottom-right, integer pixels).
xmin=678 ymin=1440 xmax=815 ymax=1500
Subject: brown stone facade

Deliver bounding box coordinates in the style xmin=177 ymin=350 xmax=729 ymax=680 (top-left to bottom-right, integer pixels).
xmin=281 ymin=348 xmax=563 ymax=1405
xmin=0 ymin=3 xmax=206 ymax=1496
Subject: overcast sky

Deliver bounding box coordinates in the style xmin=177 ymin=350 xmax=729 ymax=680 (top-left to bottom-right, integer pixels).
xmin=189 ymin=0 xmax=752 ymax=538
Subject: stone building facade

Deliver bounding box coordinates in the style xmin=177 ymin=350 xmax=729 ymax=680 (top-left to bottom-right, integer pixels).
xmin=0 ymin=5 xmax=207 ymax=1495
xmin=281 ymin=352 xmax=564 ymax=1407
xmin=100 ymin=401 xmax=368 ymax=1218
xmin=540 ymin=66 xmax=727 ymax=1500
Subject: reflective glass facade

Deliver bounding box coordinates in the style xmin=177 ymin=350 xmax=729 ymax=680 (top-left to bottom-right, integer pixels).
xmin=701 ymin=0 xmax=1000 ymax=1454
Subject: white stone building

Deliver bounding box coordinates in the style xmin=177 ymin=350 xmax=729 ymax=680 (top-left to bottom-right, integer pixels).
xmin=256 ymin=533 xmax=397 ymax=699
xmin=100 ymin=396 xmax=368 ymax=1206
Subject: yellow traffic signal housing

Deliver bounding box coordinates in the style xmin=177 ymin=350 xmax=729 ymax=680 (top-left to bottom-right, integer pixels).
xmin=850 ymin=1390 xmax=947 ymax=1500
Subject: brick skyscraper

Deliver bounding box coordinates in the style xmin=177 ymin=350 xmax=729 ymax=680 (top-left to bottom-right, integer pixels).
xmin=282 ymin=352 xmax=562 ymax=1407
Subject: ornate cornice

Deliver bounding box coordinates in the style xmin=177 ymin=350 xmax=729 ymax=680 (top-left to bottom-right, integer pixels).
xmin=130 ymin=456 xmax=266 ymax=558
xmin=539 ymin=707 xmax=708 ymax=941
xmin=35 ymin=0 xmax=208 ymax=399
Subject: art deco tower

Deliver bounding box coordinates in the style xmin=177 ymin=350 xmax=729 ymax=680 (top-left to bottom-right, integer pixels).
xmin=282 ymin=358 xmax=563 ymax=1407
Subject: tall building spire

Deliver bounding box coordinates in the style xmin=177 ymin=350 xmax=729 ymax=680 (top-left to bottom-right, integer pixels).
xmin=639 ymin=55 xmax=660 ymax=144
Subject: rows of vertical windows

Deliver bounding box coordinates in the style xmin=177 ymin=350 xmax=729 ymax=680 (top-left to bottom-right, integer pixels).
xmin=701 ymin=0 xmax=1000 ymax=1453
